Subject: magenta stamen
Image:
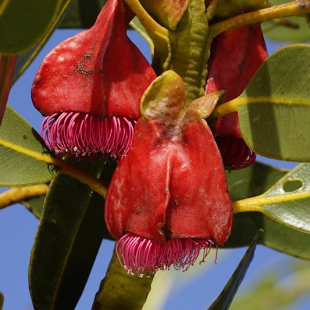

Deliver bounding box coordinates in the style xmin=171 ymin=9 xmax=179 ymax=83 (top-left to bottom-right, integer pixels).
xmin=41 ymin=112 xmax=135 ymax=160
xmin=215 ymin=136 xmax=256 ymax=170
xmin=116 ymin=233 xmax=215 ymax=276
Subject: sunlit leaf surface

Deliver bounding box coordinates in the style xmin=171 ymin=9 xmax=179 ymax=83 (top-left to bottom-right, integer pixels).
xmin=0 ymin=106 xmax=55 ymax=187
xmin=234 ymin=163 xmax=310 ymax=234
xmin=226 ymin=162 xmax=310 ymax=260
xmin=238 ymin=45 xmax=310 ymax=161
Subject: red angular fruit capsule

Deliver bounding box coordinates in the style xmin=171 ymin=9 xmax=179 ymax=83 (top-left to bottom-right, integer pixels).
xmin=31 ymin=0 xmax=156 ymax=160
xmin=206 ymin=23 xmax=268 ymax=169
xmin=105 ymin=71 xmax=233 ymax=276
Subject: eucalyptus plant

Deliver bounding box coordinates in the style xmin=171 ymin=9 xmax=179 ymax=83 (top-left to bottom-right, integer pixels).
xmin=1 ymin=0 xmax=310 ymax=309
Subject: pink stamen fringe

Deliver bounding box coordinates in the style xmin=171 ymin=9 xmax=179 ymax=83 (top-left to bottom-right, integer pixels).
xmin=41 ymin=112 xmax=136 ymax=160
xmin=215 ymin=136 xmax=256 ymax=170
xmin=116 ymin=233 xmax=215 ymax=277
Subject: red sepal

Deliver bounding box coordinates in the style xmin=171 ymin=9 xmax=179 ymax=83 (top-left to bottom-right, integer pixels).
xmin=32 ymin=0 xmax=156 ymax=119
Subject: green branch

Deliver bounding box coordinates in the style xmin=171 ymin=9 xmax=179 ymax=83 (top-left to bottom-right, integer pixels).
xmin=0 ymin=184 xmax=49 ymax=209
xmin=209 ymin=1 xmax=310 ymax=37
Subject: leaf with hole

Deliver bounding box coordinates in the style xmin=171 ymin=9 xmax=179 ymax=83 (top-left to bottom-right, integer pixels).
xmin=234 ymin=163 xmax=310 ymax=234
xmin=225 ymin=162 xmax=310 ymax=261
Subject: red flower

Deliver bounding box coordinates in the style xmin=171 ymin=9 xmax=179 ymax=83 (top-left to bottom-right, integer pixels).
xmin=32 ymin=0 xmax=156 ymax=160
xmin=206 ymin=24 xmax=268 ymax=169
xmin=105 ymin=71 xmax=233 ymax=275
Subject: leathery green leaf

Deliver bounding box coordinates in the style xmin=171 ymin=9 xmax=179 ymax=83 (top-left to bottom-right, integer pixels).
xmin=215 ymin=45 xmax=310 ymax=161
xmin=0 ymin=0 xmax=62 ymax=54
xmin=59 ymin=0 xmax=104 ymax=28
xmin=29 ymin=161 xmax=109 ymax=310
xmin=209 ymin=230 xmax=263 ymax=310
xmin=92 ymin=248 xmax=153 ymax=310
xmin=226 ymin=161 xmax=289 ymax=201
xmin=234 ymin=163 xmax=310 ymax=234
xmin=22 ymin=190 xmax=46 ymax=219
xmin=13 ymin=0 xmax=74 ymax=82
xmin=225 ymin=162 xmax=310 ymax=261
xmin=238 ymin=45 xmax=310 ymax=161
xmin=229 ymin=212 xmax=310 ymax=261
xmin=0 ymin=106 xmax=55 ymax=187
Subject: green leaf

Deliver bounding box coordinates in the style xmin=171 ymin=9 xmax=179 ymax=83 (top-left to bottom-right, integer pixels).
xmin=225 ymin=162 xmax=310 ymax=261
xmin=228 ymin=209 xmax=310 ymax=261
xmin=29 ymin=161 xmax=109 ymax=310
xmin=92 ymin=249 xmax=153 ymax=310
xmin=209 ymin=230 xmax=263 ymax=310
xmin=234 ymin=163 xmax=310 ymax=234
xmin=226 ymin=161 xmax=289 ymax=201
xmin=12 ymin=0 xmax=74 ymax=82
xmin=237 ymin=45 xmax=310 ymax=161
xmin=22 ymin=192 xmax=46 ymax=219
xmin=59 ymin=0 xmax=105 ymax=29
xmin=0 ymin=106 xmax=55 ymax=187
xmin=214 ymin=0 xmax=268 ymax=20
xmin=0 ymin=0 xmax=63 ymax=54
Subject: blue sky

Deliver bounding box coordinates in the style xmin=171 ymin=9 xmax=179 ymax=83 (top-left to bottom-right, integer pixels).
xmin=0 ymin=28 xmax=309 ymax=310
